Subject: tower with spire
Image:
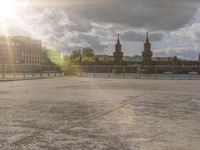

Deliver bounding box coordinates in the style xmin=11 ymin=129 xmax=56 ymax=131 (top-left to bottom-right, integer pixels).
xmin=199 ymin=52 xmax=200 ymax=62
xmin=113 ymin=34 xmax=123 ymax=63
xmin=142 ymin=32 xmax=153 ymax=65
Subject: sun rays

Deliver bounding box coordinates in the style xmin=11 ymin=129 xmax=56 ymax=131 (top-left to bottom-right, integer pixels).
xmin=0 ymin=0 xmax=28 ymax=34
xmin=0 ymin=0 xmax=24 ymax=19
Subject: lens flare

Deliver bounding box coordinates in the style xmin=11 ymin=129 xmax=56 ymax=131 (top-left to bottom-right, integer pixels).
xmin=47 ymin=50 xmax=65 ymax=66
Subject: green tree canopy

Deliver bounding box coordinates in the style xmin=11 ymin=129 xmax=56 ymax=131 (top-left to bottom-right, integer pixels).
xmin=70 ymin=49 xmax=81 ymax=61
xmin=70 ymin=48 xmax=95 ymax=63
xmin=82 ymin=48 xmax=94 ymax=58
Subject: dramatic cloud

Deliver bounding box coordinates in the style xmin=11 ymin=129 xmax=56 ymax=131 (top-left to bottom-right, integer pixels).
xmin=0 ymin=0 xmax=199 ymax=59
xmin=29 ymin=0 xmax=198 ymax=31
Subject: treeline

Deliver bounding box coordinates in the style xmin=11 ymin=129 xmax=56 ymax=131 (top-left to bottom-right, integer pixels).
xmin=70 ymin=48 xmax=95 ymax=63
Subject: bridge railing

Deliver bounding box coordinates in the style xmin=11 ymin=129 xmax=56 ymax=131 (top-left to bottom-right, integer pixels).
xmin=0 ymin=64 xmax=65 ymax=80
xmin=72 ymin=65 xmax=200 ymax=80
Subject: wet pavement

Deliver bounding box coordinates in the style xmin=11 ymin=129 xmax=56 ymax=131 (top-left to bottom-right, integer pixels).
xmin=0 ymin=78 xmax=199 ymax=150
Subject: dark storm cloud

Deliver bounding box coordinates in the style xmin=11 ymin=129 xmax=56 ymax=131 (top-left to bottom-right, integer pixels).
xmin=121 ymin=31 xmax=163 ymax=42
xmin=30 ymin=0 xmax=198 ymax=31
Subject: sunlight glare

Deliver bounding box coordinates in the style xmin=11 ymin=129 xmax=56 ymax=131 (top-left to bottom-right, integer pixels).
xmin=0 ymin=0 xmax=25 ymax=19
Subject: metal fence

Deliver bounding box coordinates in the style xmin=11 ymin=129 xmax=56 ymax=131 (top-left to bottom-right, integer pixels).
xmin=0 ymin=64 xmax=65 ymax=80
xmin=73 ymin=65 xmax=200 ymax=80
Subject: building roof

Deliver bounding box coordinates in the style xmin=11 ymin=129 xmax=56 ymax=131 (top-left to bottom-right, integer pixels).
xmin=153 ymin=56 xmax=178 ymax=62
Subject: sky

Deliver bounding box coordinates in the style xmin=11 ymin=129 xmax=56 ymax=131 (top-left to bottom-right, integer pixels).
xmin=0 ymin=0 xmax=200 ymax=60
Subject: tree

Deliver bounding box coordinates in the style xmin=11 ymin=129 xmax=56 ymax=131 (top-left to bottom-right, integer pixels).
xmin=70 ymin=50 xmax=81 ymax=59
xmin=82 ymin=48 xmax=94 ymax=58
xmin=70 ymin=49 xmax=81 ymax=63
xmin=70 ymin=48 xmax=95 ymax=63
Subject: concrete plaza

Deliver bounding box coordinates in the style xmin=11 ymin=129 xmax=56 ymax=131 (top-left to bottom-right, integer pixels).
xmin=0 ymin=78 xmax=199 ymax=150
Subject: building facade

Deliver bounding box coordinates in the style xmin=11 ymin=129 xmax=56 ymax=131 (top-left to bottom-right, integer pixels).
xmin=0 ymin=36 xmax=41 ymax=67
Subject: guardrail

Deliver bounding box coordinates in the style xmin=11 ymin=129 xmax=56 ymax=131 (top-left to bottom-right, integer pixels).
xmin=73 ymin=65 xmax=200 ymax=80
xmin=0 ymin=64 xmax=65 ymax=80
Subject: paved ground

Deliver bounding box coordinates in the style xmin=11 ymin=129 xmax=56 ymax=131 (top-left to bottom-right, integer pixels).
xmin=79 ymin=73 xmax=200 ymax=80
xmin=0 ymin=78 xmax=199 ymax=150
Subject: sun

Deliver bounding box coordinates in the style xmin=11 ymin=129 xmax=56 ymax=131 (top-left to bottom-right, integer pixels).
xmin=0 ymin=0 xmax=25 ymax=19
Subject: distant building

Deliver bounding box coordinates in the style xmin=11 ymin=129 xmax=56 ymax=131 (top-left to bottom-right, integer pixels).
xmin=0 ymin=36 xmax=41 ymax=66
xmin=123 ymin=55 xmax=143 ymax=63
xmin=142 ymin=32 xmax=153 ymax=65
xmin=113 ymin=34 xmax=123 ymax=64
xmin=152 ymin=56 xmax=178 ymax=62
xmin=141 ymin=33 xmax=200 ymax=67
xmin=133 ymin=55 xmax=143 ymax=62
xmin=80 ymin=32 xmax=200 ymax=74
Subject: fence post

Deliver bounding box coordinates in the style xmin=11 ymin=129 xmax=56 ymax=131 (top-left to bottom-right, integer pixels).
xmin=138 ymin=66 xmax=141 ymax=79
xmin=93 ymin=66 xmax=96 ymax=78
xmin=47 ymin=66 xmax=50 ymax=77
xmin=23 ymin=65 xmax=25 ymax=78
xmin=132 ymin=65 xmax=134 ymax=73
xmin=60 ymin=69 xmax=62 ymax=77
xmin=123 ymin=66 xmax=125 ymax=79
xmin=40 ymin=66 xmax=42 ymax=78
xmin=13 ymin=65 xmax=16 ymax=79
xmin=1 ymin=65 xmax=5 ymax=79
xmin=155 ymin=66 xmax=157 ymax=79
xmin=172 ymin=66 xmax=174 ymax=80
xmin=54 ymin=66 xmax=57 ymax=77
xmin=32 ymin=66 xmax=34 ymax=78
xmin=80 ymin=66 xmax=82 ymax=77
xmin=0 ymin=65 xmax=2 ymax=79
xmin=108 ymin=66 xmax=110 ymax=78
xmin=86 ymin=67 xmax=88 ymax=78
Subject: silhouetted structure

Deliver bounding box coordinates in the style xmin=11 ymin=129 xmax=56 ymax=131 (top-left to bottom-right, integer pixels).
xmin=141 ymin=33 xmax=200 ymax=67
xmin=113 ymin=34 xmax=123 ymax=64
xmin=142 ymin=32 xmax=153 ymax=65
xmin=79 ymin=32 xmax=200 ymax=74
xmin=199 ymin=53 xmax=200 ymax=62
